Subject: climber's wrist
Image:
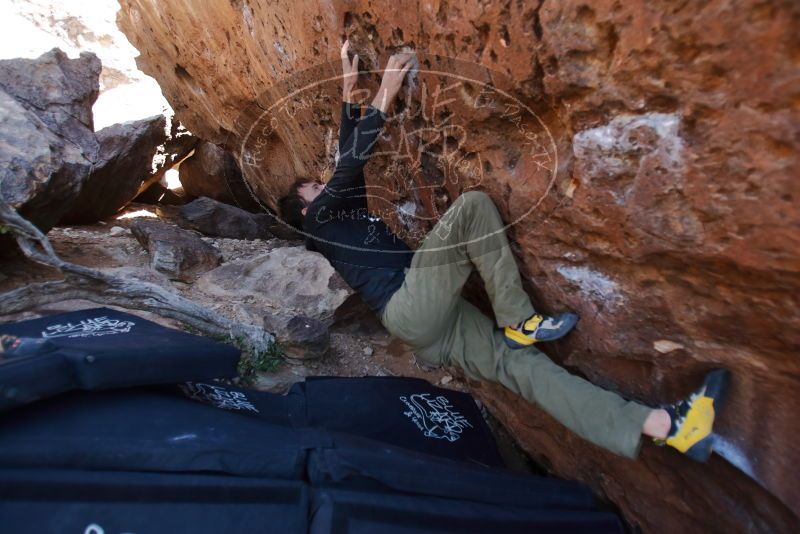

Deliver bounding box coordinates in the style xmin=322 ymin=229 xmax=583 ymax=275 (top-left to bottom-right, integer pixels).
xmin=343 ymin=84 xmax=356 ymax=103
xmin=370 ymin=86 xmax=397 ymax=114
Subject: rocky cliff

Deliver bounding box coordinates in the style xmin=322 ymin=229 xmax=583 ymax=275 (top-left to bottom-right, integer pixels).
xmin=117 ymin=1 xmax=799 ymax=531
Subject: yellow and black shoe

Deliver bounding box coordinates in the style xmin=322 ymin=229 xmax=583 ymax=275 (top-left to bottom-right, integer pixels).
xmin=658 ymin=368 xmax=731 ymax=462
xmin=503 ymin=312 xmax=579 ymax=349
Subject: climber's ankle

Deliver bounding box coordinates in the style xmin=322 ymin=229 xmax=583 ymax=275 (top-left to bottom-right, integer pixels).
xmin=642 ymin=408 xmax=671 ymax=439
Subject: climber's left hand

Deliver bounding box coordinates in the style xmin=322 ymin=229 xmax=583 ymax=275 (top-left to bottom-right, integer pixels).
xmin=341 ymin=39 xmax=359 ymax=102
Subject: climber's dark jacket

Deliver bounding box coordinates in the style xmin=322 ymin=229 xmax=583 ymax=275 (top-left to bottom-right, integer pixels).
xmin=303 ymin=102 xmax=412 ymax=314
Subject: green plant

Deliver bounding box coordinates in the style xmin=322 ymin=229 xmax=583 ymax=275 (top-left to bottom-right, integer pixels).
xmin=0 ymin=224 xmax=11 ymax=235
xmin=181 ymin=324 xmax=200 ymax=335
xmin=237 ymin=339 xmax=285 ymax=385
xmin=178 ymin=325 xmax=283 ymax=385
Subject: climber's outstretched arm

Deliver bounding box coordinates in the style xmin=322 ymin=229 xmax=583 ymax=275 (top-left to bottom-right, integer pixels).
xmin=335 ymin=51 xmax=413 ymax=167
xmin=326 ymin=52 xmax=413 ymax=206
xmin=338 ymin=39 xmax=362 ymax=153
xmin=341 ymin=39 xmax=359 ymax=105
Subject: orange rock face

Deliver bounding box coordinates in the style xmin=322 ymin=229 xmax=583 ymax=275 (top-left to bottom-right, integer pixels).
xmin=118 ymin=1 xmax=799 ymax=531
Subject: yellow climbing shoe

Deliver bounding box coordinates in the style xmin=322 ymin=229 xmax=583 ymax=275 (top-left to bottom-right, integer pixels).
xmin=503 ymin=312 xmax=579 ymax=348
xmin=659 ymin=368 xmax=731 ymax=462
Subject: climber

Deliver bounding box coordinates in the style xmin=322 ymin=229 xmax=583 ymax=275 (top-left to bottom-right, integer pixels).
xmin=277 ymin=40 xmax=730 ymax=462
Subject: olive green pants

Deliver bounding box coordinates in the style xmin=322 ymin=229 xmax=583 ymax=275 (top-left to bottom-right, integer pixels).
xmin=380 ymin=191 xmax=652 ymax=458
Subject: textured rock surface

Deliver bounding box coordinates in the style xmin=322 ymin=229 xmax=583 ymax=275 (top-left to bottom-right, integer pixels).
xmin=0 ymin=48 xmax=100 ymax=153
xmin=178 ymin=196 xmax=299 ymax=240
xmin=61 ymin=115 xmax=168 ymax=224
xmin=263 ymin=313 xmax=330 ymax=361
xmin=118 ymin=1 xmax=799 ymax=531
xmin=130 ymin=218 xmax=222 ymax=282
xmin=179 ymin=141 xmax=262 ymax=212
xmin=0 ymin=48 xmax=100 ymax=231
xmin=60 ymin=114 xmax=197 ymax=224
xmin=189 ymin=244 xmax=346 ymax=359
xmin=192 ymin=246 xmax=353 ymax=326
xmin=178 ymin=196 xmax=271 ymax=240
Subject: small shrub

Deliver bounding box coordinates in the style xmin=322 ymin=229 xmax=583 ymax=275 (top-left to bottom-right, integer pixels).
xmin=237 ymin=340 xmax=285 ymax=385
xmin=178 ymin=325 xmax=284 ymax=385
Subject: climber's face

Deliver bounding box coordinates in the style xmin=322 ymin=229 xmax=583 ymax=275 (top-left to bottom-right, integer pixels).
xmin=298 ymin=180 xmax=324 ymax=211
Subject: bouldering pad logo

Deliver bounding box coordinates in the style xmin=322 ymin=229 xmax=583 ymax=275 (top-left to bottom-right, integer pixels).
xmin=400 ymin=393 xmax=473 ymax=442
xmin=180 ymin=382 xmax=260 ymax=413
xmin=41 ymin=316 xmax=135 ymax=339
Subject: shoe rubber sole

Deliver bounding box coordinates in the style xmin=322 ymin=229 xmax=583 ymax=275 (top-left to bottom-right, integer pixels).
xmin=503 ymin=331 xmax=533 ymax=349
xmin=534 ymin=312 xmax=579 ymax=342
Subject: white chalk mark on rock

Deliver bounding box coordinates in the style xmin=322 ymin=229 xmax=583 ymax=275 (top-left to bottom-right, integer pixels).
xmin=713 ymin=435 xmax=757 ymax=481
xmin=273 ymin=41 xmax=289 ymax=62
xmin=242 ymin=3 xmax=255 ymax=36
xmin=557 ymin=265 xmax=624 ymax=310
xmin=397 ymin=200 xmax=417 ymax=228
xmin=572 ymin=112 xmax=685 ymax=205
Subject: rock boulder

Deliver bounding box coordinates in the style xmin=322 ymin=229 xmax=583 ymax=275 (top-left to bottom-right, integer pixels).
xmin=0 ymin=49 xmax=100 ymax=231
xmin=193 ymin=246 xmax=352 ymax=326
xmin=130 ymin=218 xmax=222 ymax=282
xmin=263 ymin=313 xmax=329 ymax=361
xmin=177 ymin=196 xmax=296 ymax=240
xmin=118 ymin=1 xmax=800 ymax=530
xmin=61 ymin=115 xmax=167 ymax=223
xmin=61 ymin=115 xmax=199 ymax=224
xmin=179 ymin=141 xmax=262 ymax=212
xmin=0 ymin=48 xmax=100 ymax=158
xmin=191 ymin=246 xmax=353 ymax=359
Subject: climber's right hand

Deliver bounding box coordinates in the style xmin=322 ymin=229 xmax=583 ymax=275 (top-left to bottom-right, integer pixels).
xmin=370 ymin=53 xmax=414 ymax=114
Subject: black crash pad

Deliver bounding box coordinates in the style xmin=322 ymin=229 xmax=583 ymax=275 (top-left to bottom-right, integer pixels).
xmin=0 ymin=385 xmax=623 ymax=534
xmin=0 ymin=468 xmax=309 ymax=534
xmin=180 ymin=376 xmax=504 ymax=467
xmin=0 ymin=308 xmax=240 ymax=411
xmin=0 ymin=309 xmax=625 ymax=534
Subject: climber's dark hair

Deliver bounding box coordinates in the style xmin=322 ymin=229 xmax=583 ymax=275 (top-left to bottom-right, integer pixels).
xmin=278 ymin=177 xmax=315 ymax=232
